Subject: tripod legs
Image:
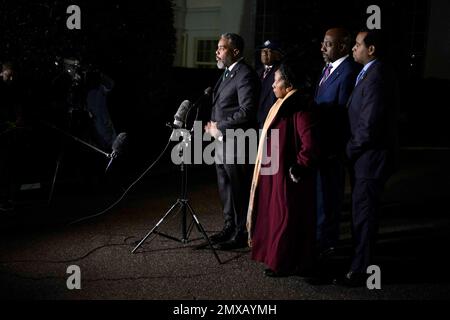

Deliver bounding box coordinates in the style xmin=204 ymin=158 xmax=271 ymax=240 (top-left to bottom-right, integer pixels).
xmin=131 ymin=200 xmax=181 ymax=253
xmin=131 ymin=199 xmax=221 ymax=264
xmin=185 ymin=201 xmax=221 ymax=264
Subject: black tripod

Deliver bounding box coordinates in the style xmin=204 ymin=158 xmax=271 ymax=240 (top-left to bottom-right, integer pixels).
xmin=131 ymin=131 xmax=221 ymax=264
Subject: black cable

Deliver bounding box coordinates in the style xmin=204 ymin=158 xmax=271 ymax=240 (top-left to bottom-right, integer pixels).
xmin=0 ymin=243 xmax=129 ymax=265
xmin=69 ymin=136 xmax=173 ymax=225
xmin=0 ymin=271 xmax=210 ymax=282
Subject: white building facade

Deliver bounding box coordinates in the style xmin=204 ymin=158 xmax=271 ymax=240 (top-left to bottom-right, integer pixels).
xmin=173 ymin=0 xmax=257 ymax=68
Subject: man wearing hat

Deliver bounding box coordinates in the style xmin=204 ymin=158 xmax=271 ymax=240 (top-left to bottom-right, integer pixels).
xmin=256 ymin=40 xmax=284 ymax=128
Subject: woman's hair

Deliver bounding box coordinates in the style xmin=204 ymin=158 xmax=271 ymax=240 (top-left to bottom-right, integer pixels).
xmin=277 ymin=58 xmax=312 ymax=91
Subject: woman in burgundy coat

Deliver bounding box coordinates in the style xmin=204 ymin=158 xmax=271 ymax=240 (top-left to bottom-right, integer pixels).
xmin=247 ymin=61 xmax=319 ymax=277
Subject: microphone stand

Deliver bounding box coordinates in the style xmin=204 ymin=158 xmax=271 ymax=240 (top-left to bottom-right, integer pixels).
xmin=43 ymin=121 xmax=111 ymax=158
xmin=132 ymin=107 xmax=221 ymax=264
xmin=43 ymin=120 xmax=113 ymax=204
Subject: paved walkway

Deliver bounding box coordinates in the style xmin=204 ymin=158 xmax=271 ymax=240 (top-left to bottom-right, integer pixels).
xmin=1 ymin=150 xmax=449 ymax=300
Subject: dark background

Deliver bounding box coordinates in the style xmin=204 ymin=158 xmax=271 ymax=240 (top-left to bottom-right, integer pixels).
xmin=254 ymin=0 xmax=449 ymax=148
xmin=1 ymin=0 xmax=448 ymax=211
xmin=1 ymin=0 xmax=450 ymax=301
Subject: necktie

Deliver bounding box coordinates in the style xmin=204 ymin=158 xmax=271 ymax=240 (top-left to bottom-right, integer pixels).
xmin=319 ymin=64 xmax=332 ymax=86
xmin=223 ymin=68 xmax=230 ymax=80
xmin=263 ymin=66 xmax=271 ymax=79
xmin=355 ymin=69 xmax=366 ymax=87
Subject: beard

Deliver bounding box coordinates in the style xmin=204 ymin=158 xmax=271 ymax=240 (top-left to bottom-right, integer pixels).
xmin=216 ymin=54 xmax=233 ymax=69
xmin=217 ymin=60 xmax=226 ymax=69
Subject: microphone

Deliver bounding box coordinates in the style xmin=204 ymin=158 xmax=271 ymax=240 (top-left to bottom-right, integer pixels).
xmin=111 ymin=132 xmax=128 ymax=157
xmin=169 ymin=100 xmax=192 ymax=141
xmin=173 ymin=100 xmax=192 ymax=129
xmin=41 ymin=120 xmax=128 ymax=173
xmin=192 ymin=87 xmax=212 ymax=108
xmin=106 ymin=132 xmax=128 ymax=172
xmin=204 ymin=86 xmax=212 ymax=96
xmin=168 ymin=89 xmax=211 ymax=138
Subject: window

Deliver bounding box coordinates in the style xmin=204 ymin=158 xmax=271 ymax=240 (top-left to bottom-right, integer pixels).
xmin=195 ymin=39 xmax=217 ymax=68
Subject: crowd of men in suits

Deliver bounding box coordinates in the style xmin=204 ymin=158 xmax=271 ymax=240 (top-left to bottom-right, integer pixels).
xmin=203 ymin=28 xmax=398 ymax=287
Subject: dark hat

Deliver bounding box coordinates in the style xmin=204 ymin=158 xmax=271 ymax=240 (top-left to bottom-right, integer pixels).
xmin=258 ymin=40 xmax=284 ymax=55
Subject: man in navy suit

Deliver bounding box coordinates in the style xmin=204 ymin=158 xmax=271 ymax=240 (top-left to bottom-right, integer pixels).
xmin=204 ymin=33 xmax=259 ymax=250
xmin=337 ymin=29 xmax=399 ymax=286
xmin=256 ymin=40 xmax=283 ymax=128
xmin=314 ymin=28 xmax=361 ymax=259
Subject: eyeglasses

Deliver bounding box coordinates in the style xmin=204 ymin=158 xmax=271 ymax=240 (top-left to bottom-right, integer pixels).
xmin=321 ymin=41 xmax=335 ymax=48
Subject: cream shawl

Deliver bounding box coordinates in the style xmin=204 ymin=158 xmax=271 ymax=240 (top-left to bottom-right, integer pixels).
xmin=246 ymin=89 xmax=297 ymax=245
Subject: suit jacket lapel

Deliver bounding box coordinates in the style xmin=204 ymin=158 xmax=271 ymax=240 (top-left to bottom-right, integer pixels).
xmin=213 ymin=62 xmax=242 ymax=105
xmin=323 ymin=69 xmax=341 ymax=87
xmin=316 ymin=66 xmax=336 ymax=97
xmin=354 ymin=60 xmax=378 ymax=88
xmin=260 ymin=67 xmax=275 ymax=101
xmin=317 ymin=69 xmax=341 ymax=96
xmin=347 ymin=60 xmax=379 ymax=108
xmin=316 ymin=58 xmax=351 ymax=96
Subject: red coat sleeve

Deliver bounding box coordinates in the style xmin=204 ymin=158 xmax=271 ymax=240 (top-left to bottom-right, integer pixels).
xmin=293 ymin=110 xmax=319 ymax=168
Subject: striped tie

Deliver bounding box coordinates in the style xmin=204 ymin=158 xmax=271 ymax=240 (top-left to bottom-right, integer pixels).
xmin=263 ymin=66 xmax=271 ymax=79
xmin=319 ymin=64 xmax=332 ymax=87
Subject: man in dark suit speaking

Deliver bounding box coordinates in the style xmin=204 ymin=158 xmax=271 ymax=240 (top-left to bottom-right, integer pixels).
xmin=339 ymin=29 xmax=399 ymax=286
xmin=204 ymin=33 xmax=259 ymax=250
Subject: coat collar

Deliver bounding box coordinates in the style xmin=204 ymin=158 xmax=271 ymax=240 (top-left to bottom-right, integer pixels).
xmin=346 ymin=60 xmax=381 ymax=108
xmin=213 ymin=60 xmax=245 ymax=103
xmin=354 ymin=59 xmax=378 ymax=88
xmin=316 ymin=56 xmax=352 ymax=96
